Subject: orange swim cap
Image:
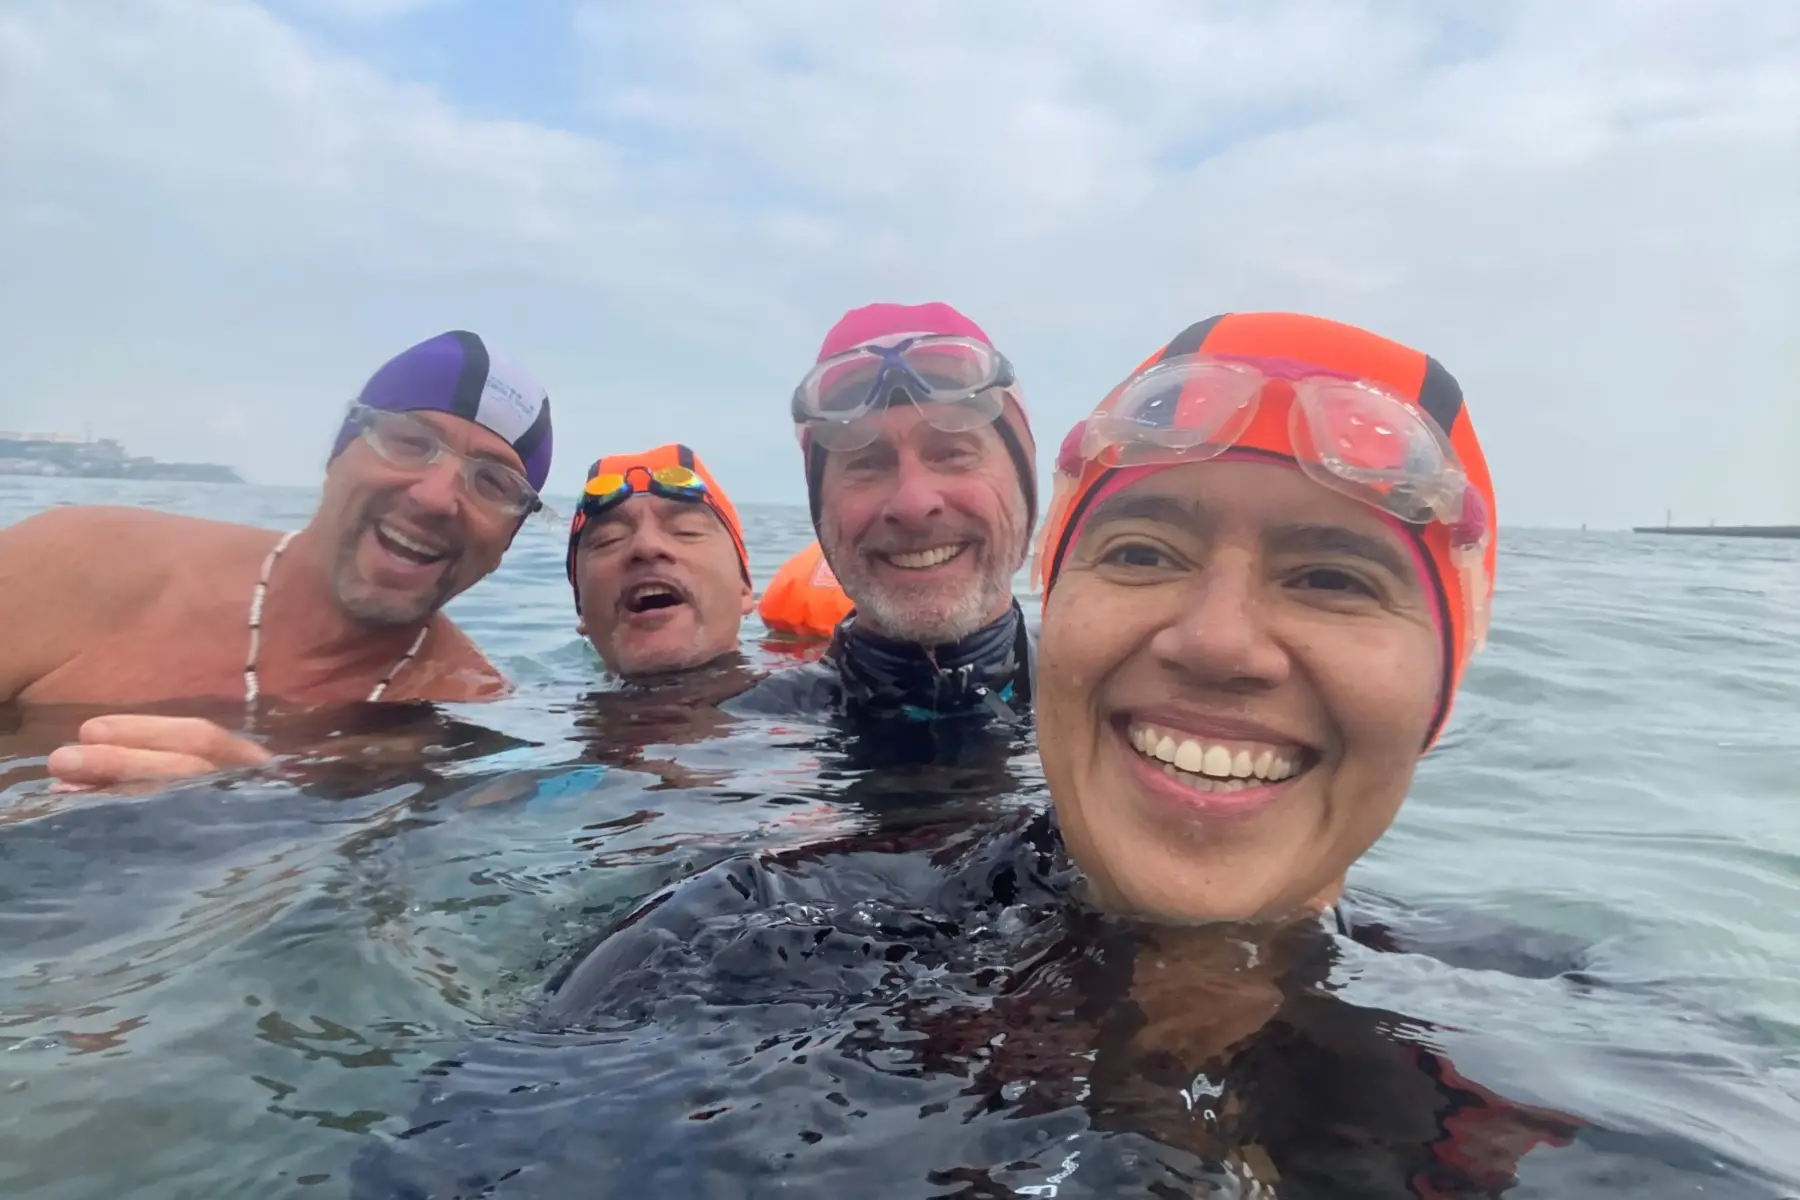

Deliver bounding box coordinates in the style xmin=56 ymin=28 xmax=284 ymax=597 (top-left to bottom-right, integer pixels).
xmin=566 ymin=443 xmax=749 ymax=608
xmin=1034 ymin=312 xmax=1497 ymax=747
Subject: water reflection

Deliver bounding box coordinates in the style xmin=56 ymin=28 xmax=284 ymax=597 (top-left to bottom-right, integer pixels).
xmin=2 ymin=495 xmax=1798 ymax=1196
xmin=354 ymin=805 xmax=1786 ymax=1198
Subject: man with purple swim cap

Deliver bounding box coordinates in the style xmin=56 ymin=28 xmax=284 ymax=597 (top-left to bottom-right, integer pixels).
xmin=329 ymin=329 xmax=554 ymax=496
xmin=0 ymin=330 xmax=556 ymax=791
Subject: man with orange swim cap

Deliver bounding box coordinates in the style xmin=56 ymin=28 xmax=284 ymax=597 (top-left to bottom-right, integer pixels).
xmin=730 ymin=301 xmax=1040 ymax=740
xmin=566 ymin=444 xmax=755 ymax=680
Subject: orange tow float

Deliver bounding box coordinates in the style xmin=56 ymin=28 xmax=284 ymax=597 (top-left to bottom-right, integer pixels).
xmin=757 ymin=540 xmax=852 ymax=641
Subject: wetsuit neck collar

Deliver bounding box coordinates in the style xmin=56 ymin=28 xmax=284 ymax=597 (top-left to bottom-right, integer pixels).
xmin=830 ymin=601 xmax=1031 ymax=722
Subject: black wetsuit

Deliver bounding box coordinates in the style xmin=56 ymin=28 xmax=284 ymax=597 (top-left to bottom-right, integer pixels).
xmin=731 ymin=602 xmax=1033 ymax=723
xmin=349 ymin=808 xmax=1789 ymax=1199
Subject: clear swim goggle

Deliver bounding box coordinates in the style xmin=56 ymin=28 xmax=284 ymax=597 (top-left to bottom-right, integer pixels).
xmin=791 ymin=333 xmax=1015 ymax=451
xmin=348 ymin=403 xmax=546 ymax=519
xmin=1067 ymin=353 xmax=1492 ymax=651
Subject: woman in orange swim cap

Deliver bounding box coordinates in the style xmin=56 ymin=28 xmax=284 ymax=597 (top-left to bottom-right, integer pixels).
xmin=1032 ymin=311 xmax=1497 ymax=926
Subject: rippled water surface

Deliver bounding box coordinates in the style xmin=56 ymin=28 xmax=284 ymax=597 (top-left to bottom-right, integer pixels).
xmin=2 ymin=477 xmax=1797 ymax=1198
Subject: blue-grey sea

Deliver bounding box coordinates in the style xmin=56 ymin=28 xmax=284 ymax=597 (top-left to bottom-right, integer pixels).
xmin=1 ymin=476 xmax=1797 ymax=1199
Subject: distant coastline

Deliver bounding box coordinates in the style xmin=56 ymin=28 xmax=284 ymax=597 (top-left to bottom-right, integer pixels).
xmin=1632 ymin=524 xmax=1800 ymax=540
xmin=0 ymin=430 xmax=242 ymax=484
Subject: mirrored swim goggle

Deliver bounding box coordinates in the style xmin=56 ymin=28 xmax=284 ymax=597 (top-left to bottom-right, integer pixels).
xmin=791 ymin=333 xmax=1016 ymax=451
xmin=567 ymin=462 xmax=747 ymax=597
xmin=578 ymin=464 xmax=710 ymax=517
xmin=1055 ymin=353 xmax=1492 ymax=654
xmin=347 ymin=404 xmax=548 ymax=519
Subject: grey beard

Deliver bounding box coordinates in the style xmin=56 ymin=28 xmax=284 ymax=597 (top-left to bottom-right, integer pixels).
xmin=846 ymin=556 xmax=1014 ymax=644
xmin=819 ymin=482 xmax=1030 ymax=646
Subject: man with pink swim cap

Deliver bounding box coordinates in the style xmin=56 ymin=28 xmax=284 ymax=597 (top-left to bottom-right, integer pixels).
xmin=731 ymin=301 xmax=1040 ymax=737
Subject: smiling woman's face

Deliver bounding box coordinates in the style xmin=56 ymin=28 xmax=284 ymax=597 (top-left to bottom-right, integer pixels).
xmin=1037 ymin=459 xmax=1445 ymax=924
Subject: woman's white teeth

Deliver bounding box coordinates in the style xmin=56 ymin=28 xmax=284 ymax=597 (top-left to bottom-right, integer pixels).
xmin=886 ymin=545 xmax=964 ymax=570
xmin=1128 ymin=724 xmax=1298 ymax=783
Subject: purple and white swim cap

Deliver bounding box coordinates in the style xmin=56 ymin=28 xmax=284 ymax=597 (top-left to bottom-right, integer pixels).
xmin=330 ymin=331 xmax=554 ymax=492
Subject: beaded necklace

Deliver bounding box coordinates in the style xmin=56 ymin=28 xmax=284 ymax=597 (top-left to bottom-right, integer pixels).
xmin=245 ymin=530 xmax=427 ymax=708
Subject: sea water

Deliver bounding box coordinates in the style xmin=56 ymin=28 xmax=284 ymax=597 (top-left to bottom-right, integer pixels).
xmin=1 ymin=476 xmax=1796 ymax=1197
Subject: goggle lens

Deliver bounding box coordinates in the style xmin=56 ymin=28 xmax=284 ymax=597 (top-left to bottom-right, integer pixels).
xmin=805 ymin=388 xmax=1007 ymax=452
xmin=355 ymin=408 xmax=539 ymax=515
xmin=902 ymin=340 xmax=995 ymax=392
xmin=1290 ymin=380 xmax=1468 ymax=526
xmin=797 ymin=335 xmax=1010 ymax=424
xmin=581 ymin=464 xmax=708 ymax=511
xmin=811 ymin=356 xmax=885 ymax=414
xmin=1081 ymin=359 xmax=1264 ymax=465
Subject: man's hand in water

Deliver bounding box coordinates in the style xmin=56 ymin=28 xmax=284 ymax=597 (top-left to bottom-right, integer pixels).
xmin=47 ymin=716 xmax=274 ymax=790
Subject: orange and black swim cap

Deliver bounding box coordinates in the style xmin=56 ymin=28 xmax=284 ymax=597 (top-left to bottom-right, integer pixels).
xmin=1034 ymin=312 xmax=1497 ymax=747
xmin=566 ymin=443 xmax=749 ymax=609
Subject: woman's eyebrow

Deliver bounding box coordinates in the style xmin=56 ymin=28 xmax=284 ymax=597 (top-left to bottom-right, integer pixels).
xmin=1080 ymin=495 xmax=1417 ymax=581
xmin=1084 ymin=492 xmax=1214 ymax=534
xmin=1268 ymin=523 xmax=1415 ymax=581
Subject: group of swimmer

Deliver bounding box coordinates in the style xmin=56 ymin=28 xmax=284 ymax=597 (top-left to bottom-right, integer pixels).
xmin=23 ymin=303 xmax=1774 ymax=1194
xmin=1 ymin=299 xmax=1497 ymax=932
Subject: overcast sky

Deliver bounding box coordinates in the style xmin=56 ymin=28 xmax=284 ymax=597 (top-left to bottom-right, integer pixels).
xmin=2 ymin=0 xmax=1795 ymax=528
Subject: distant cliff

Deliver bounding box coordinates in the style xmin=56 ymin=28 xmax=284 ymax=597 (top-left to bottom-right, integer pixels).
xmin=0 ymin=432 xmax=243 ymax=484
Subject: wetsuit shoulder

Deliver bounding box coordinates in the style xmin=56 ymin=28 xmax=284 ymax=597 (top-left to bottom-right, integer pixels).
xmin=720 ymin=659 xmax=844 ymax=717
xmin=539 ymin=810 xmax=1060 ymax=1028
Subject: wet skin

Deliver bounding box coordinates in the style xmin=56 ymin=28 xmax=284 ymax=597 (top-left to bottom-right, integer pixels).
xmin=816 ymin=407 xmax=1028 ymax=646
xmin=0 ymin=411 xmax=529 ymax=788
xmin=573 ymin=493 xmax=753 ymax=679
xmin=1037 ymin=459 xmax=1443 ymax=924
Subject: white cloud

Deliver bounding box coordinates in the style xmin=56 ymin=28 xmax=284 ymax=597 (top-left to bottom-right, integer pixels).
xmin=0 ymin=0 xmax=1796 ymax=527
xmin=286 ymin=0 xmax=450 ymax=21
xmin=3 ymin=1 xmax=618 ymax=273
xmin=569 ymin=0 xmax=1800 ymax=525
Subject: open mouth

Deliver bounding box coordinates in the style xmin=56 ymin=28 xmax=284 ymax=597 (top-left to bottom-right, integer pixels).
xmin=879 ymin=544 xmax=968 ymax=571
xmin=623 ymin=582 xmax=689 ymax=614
xmin=372 ymin=520 xmax=450 ymax=567
xmin=1126 ymin=721 xmax=1312 ymax=794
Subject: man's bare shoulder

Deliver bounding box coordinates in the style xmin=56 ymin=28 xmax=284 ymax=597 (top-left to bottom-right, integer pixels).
xmin=402 ymin=614 xmax=512 ymax=702
xmin=0 ymin=504 xmax=282 ymax=634
xmin=0 ymin=507 xmax=265 ymax=702
xmin=0 ymin=505 xmax=274 ymax=595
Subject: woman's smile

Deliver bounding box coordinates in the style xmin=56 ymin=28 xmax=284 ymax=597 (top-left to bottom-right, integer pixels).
xmin=1115 ymin=712 xmax=1318 ymax=819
